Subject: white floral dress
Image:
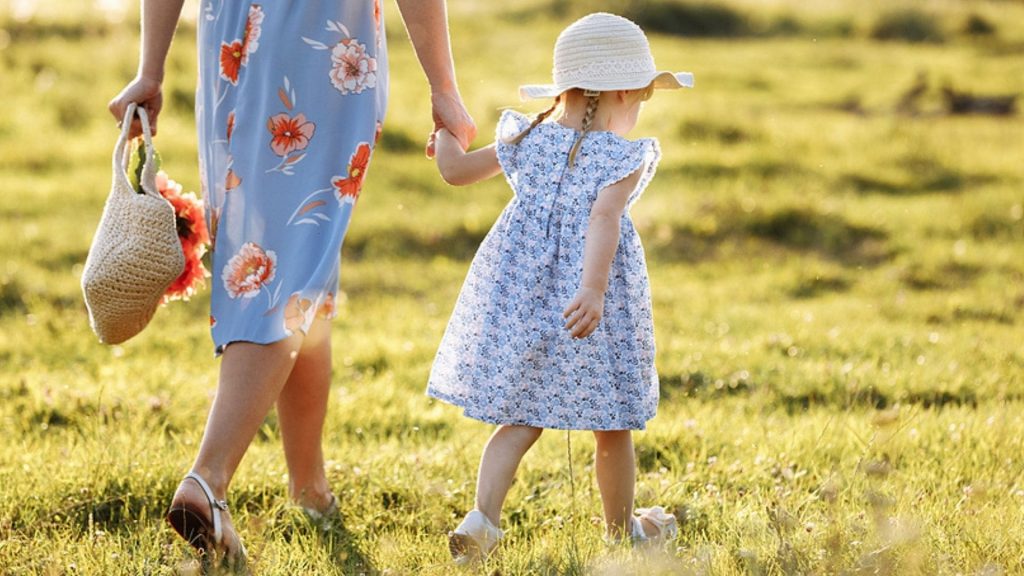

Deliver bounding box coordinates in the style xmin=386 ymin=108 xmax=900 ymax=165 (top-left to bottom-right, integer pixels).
xmin=197 ymin=0 xmax=386 ymax=354
xmin=427 ymin=110 xmax=661 ymax=430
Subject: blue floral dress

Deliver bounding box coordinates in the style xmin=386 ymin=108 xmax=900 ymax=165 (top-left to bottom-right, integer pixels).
xmin=196 ymin=0 xmax=387 ymax=354
xmin=427 ymin=110 xmax=661 ymax=431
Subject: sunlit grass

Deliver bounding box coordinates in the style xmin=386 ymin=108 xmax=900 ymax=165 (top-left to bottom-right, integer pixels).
xmin=1 ymin=0 xmax=1023 ymax=573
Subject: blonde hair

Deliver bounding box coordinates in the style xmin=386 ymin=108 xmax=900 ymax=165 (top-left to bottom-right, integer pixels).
xmin=567 ymin=90 xmax=600 ymax=169
xmin=503 ymin=97 xmax=561 ymax=146
xmin=503 ymin=89 xmax=602 ymax=170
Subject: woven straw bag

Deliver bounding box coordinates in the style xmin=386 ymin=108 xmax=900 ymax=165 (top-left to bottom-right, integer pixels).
xmin=81 ymin=103 xmax=185 ymax=344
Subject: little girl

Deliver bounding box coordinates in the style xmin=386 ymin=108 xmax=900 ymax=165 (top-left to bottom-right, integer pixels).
xmin=426 ymin=13 xmax=693 ymax=563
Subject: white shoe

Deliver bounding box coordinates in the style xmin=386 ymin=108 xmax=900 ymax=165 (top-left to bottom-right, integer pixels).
xmin=448 ymin=510 xmax=503 ymax=565
xmin=632 ymin=506 xmax=679 ymax=545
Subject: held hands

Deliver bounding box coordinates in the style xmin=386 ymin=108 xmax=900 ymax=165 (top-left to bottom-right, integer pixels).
xmin=108 ymin=76 xmax=163 ymax=138
xmin=562 ymin=286 xmax=605 ymax=339
xmin=427 ymin=90 xmax=476 ymax=158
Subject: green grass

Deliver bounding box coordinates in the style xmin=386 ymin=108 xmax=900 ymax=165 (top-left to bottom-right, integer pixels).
xmin=2 ymin=0 xmax=1024 ymax=573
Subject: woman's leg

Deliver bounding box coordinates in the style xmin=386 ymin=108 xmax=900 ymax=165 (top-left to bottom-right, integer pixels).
xmin=474 ymin=425 xmax=544 ymax=526
xmin=593 ymin=430 xmax=636 ymax=539
xmin=171 ymin=333 xmax=305 ymax=555
xmin=277 ymin=318 xmax=334 ymax=512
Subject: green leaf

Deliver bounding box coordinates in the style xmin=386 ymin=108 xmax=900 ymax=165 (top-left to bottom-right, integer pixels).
xmin=128 ymin=138 xmax=162 ymax=194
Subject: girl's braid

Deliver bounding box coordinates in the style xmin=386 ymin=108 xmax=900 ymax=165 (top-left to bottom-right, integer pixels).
xmin=504 ymin=98 xmax=560 ymax=145
xmin=567 ymin=89 xmax=600 ymax=169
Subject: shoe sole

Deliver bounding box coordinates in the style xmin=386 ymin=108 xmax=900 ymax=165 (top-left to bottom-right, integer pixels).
xmin=448 ymin=532 xmax=482 ymax=565
xmin=166 ymin=506 xmax=248 ymax=573
xmin=166 ymin=505 xmax=215 ymax=553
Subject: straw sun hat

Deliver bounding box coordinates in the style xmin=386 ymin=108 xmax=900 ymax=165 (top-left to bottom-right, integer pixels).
xmin=519 ymin=12 xmax=694 ymax=101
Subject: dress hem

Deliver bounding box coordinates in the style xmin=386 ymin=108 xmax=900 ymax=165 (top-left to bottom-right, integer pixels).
xmin=426 ymin=388 xmax=653 ymax=431
xmin=213 ymin=320 xmax=323 ymax=357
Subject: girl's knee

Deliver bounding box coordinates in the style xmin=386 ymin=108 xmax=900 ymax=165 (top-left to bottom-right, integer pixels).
xmin=593 ymin=429 xmax=632 ymax=445
xmin=500 ymin=424 xmax=544 ymax=443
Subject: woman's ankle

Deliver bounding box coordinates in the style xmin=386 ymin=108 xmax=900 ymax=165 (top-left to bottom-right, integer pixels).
xmin=178 ymin=468 xmax=229 ymax=500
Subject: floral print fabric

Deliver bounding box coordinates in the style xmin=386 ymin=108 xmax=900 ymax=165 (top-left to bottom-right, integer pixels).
xmin=427 ymin=111 xmax=661 ymax=431
xmin=197 ymin=0 xmax=387 ymax=354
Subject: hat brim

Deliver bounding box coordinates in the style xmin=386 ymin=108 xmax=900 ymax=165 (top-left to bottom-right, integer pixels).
xmin=518 ymin=71 xmax=693 ymax=101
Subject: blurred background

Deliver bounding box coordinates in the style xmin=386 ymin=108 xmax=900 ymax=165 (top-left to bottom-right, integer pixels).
xmin=1 ymin=0 xmax=1023 ymax=573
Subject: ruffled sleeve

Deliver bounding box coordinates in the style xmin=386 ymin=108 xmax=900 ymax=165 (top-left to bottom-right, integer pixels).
xmin=494 ymin=109 xmax=532 ymax=177
xmin=597 ymin=137 xmax=662 ymax=207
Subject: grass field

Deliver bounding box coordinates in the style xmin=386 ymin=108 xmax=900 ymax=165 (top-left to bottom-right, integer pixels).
xmin=1 ymin=0 xmax=1024 ymax=574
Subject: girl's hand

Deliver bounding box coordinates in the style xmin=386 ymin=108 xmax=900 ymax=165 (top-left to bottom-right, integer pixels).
xmin=433 ymin=128 xmax=500 ymax=186
xmin=562 ymin=287 xmax=605 ymax=339
xmin=428 ymin=90 xmax=476 ymax=158
xmin=108 ymin=76 xmax=163 ymax=138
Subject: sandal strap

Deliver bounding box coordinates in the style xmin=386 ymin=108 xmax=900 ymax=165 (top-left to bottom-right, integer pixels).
xmin=185 ymin=471 xmax=228 ymax=544
xmin=631 ymin=516 xmax=648 ymax=541
xmin=635 ymin=506 xmax=679 ymax=542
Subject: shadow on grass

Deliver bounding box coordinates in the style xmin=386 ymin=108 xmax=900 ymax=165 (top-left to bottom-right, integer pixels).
xmin=658 ymin=370 xmax=1013 ymax=414
xmin=313 ymin=517 xmax=378 ymax=575
xmin=35 ymin=484 xmax=378 ymax=573
xmin=668 ymin=159 xmax=808 ymax=181
xmin=841 ymin=160 xmax=999 ymax=196
xmin=899 ymin=260 xmax=983 ymax=291
xmin=677 ymin=119 xmax=759 ymax=146
xmin=927 ymin=304 xmax=1017 ymax=326
xmin=646 ymin=205 xmax=892 ymax=267
xmin=788 ymin=271 xmax=853 ymax=299
xmin=345 ymin=204 xmax=891 ymax=268
xmin=969 ymin=210 xmax=1024 ymax=241
xmin=344 ymin=224 xmax=488 ymax=262
xmin=0 ymin=276 xmax=29 ymax=317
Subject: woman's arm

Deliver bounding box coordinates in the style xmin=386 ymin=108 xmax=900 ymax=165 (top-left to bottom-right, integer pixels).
xmin=108 ymin=0 xmax=186 ymax=137
xmin=435 ymin=128 xmax=500 ymax=186
xmin=394 ymin=0 xmax=476 ymax=156
xmin=562 ymin=169 xmax=643 ymax=339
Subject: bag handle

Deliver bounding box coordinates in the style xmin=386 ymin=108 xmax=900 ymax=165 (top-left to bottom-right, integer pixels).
xmin=112 ymin=102 xmax=160 ymax=199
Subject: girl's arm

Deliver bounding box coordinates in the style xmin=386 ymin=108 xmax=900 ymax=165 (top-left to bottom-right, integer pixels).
xmin=435 ymin=128 xmax=501 ymax=186
xmin=562 ymin=168 xmax=644 ymax=339
xmin=395 ymin=0 xmax=476 ymax=156
xmin=107 ymin=0 xmax=186 ymax=137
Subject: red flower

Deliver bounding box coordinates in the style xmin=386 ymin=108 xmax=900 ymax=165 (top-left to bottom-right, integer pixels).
xmin=164 ymin=245 xmax=210 ymax=303
xmin=267 ymin=113 xmax=315 ymax=157
xmin=283 ymin=293 xmax=315 ymax=334
xmin=332 ymin=142 xmax=372 ymax=203
xmin=220 ymin=40 xmax=244 ymax=85
xmin=225 ymin=169 xmax=242 ymax=191
xmin=226 ymin=110 xmax=236 ymax=143
xmin=242 ymin=5 xmax=264 ymax=64
xmin=155 ymin=171 xmax=211 ymax=302
xmin=318 ymin=292 xmax=336 ymax=319
xmin=222 ymin=242 xmax=276 ymax=299
xmin=329 ymin=39 xmax=377 ymax=95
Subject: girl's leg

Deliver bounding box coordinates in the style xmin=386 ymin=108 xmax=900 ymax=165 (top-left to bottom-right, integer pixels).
xmin=277 ymin=318 xmax=334 ymax=512
xmin=475 ymin=425 xmax=544 ymax=526
xmin=593 ymin=430 xmax=636 ymax=539
xmin=170 ymin=333 xmax=305 ymax=555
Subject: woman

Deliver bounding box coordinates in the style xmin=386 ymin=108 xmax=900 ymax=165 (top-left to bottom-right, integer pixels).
xmin=108 ymin=0 xmax=475 ymax=566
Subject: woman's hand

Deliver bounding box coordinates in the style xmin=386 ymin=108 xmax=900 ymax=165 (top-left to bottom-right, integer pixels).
xmin=108 ymin=76 xmax=163 ymax=138
xmin=427 ymin=90 xmax=475 ymax=158
xmin=562 ymin=287 xmax=605 ymax=339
